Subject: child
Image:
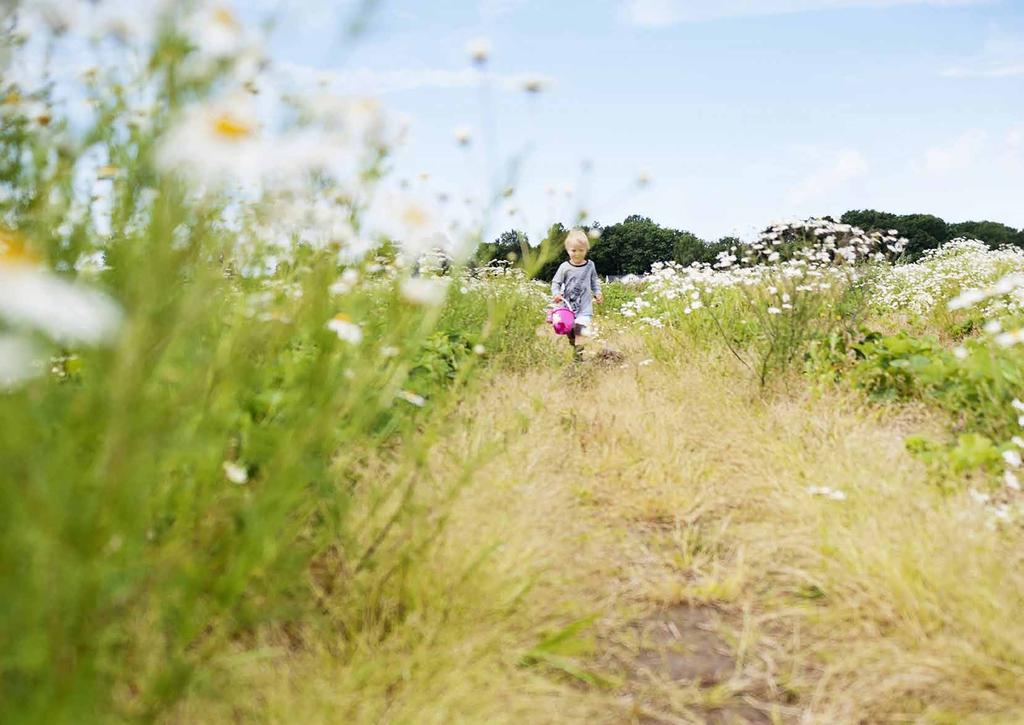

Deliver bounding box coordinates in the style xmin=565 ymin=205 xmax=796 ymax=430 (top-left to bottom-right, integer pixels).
xmin=551 ymin=228 xmax=603 ymax=360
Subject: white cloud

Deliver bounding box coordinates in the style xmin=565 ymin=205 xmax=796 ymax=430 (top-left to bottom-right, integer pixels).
xmin=921 ymin=130 xmax=987 ymax=175
xmin=622 ymin=0 xmax=989 ymax=26
xmin=479 ymin=0 xmax=528 ymax=20
xmin=278 ymin=63 xmax=554 ymax=95
xmin=941 ymin=29 xmax=1024 ymax=78
xmin=788 ymin=149 xmax=869 ymax=205
xmin=1008 ymin=125 xmax=1024 ymax=154
xmin=942 ymin=63 xmax=1024 ymax=78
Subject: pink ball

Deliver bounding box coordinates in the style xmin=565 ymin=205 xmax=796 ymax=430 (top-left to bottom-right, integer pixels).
xmin=550 ymin=307 xmax=575 ymax=335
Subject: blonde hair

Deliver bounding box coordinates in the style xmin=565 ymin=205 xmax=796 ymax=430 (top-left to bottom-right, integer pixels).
xmin=564 ymin=228 xmax=589 ymax=250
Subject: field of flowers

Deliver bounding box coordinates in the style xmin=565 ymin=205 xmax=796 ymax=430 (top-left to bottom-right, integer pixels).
xmin=611 ymin=222 xmax=1024 ymax=520
xmin=4 ymin=2 xmax=1024 ymax=724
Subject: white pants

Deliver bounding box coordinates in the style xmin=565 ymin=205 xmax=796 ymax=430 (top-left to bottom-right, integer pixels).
xmin=574 ymin=315 xmax=593 ymax=336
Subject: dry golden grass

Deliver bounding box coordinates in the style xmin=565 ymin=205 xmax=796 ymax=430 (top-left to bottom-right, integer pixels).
xmin=176 ymin=332 xmax=1024 ymax=723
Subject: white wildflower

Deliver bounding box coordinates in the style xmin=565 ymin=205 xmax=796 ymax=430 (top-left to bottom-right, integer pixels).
xmin=0 ymin=247 xmax=122 ymax=345
xmin=467 ymin=37 xmax=490 ymax=64
xmin=188 ymin=3 xmax=251 ymax=62
xmin=0 ymin=334 xmax=43 ymax=390
xmin=329 ymin=268 xmax=360 ymax=295
xmin=948 ymin=288 xmax=987 ymax=310
xmin=995 ymin=329 xmax=1024 ymax=347
xmin=397 ymin=390 xmax=425 ymax=407
xmin=521 ymin=76 xmax=548 ymax=94
xmin=1005 ymin=470 xmax=1022 ymax=491
xmin=222 ymin=461 xmax=249 ymax=485
xmin=1002 ymin=449 xmax=1022 ymax=468
xmin=155 ymin=93 xmax=263 ymax=188
xmin=73 ymin=251 xmax=109 ymax=276
xmin=807 ymin=485 xmax=846 ymax=501
xmin=991 ymin=505 xmax=1012 ymax=525
xmin=327 ymin=314 xmax=363 ymax=344
xmin=401 ymin=277 xmax=449 ymax=306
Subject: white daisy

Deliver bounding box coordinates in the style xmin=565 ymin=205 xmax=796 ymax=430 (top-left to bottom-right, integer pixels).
xmin=326 ymin=314 xmax=363 ymax=344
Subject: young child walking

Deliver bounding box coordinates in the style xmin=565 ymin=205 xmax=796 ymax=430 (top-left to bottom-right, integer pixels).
xmin=551 ymin=228 xmax=603 ymax=360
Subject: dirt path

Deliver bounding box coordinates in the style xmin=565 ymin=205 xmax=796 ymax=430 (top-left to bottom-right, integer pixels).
xmin=431 ymin=329 xmax=954 ymax=723
xmin=561 ymin=344 xmax=789 ymax=723
xmin=219 ymin=330 xmax=1022 ymax=723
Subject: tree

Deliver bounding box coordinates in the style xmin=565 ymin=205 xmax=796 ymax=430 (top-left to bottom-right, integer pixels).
xmin=589 ymin=215 xmax=678 ymax=276
xmin=472 ymin=228 xmax=528 ymax=267
xmin=536 ymin=216 xmax=719 ymax=279
xmin=840 ymin=209 xmax=948 ymax=259
xmin=948 ymin=220 xmax=1021 ymax=249
xmin=897 ymin=214 xmax=950 ymax=257
xmin=840 ymin=209 xmax=899 ymax=237
xmin=674 ymin=232 xmax=728 ymax=266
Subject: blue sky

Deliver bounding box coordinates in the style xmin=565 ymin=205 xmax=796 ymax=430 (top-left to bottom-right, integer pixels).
xmin=263 ymin=0 xmax=1024 ymax=240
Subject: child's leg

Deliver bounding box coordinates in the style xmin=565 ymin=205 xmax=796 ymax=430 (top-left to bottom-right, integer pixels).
xmin=571 ymin=323 xmax=585 ymax=360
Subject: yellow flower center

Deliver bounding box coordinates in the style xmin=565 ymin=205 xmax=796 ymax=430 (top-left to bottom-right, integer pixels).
xmin=400 ymin=204 xmax=429 ymax=230
xmin=212 ymin=7 xmax=240 ymax=27
xmin=333 ymin=313 xmax=352 ymax=323
xmin=0 ymin=229 xmax=40 ymax=267
xmin=212 ymin=112 xmax=253 ymax=140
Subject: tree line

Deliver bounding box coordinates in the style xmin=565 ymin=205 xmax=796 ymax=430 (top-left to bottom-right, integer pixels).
xmin=474 ymin=211 xmax=1024 ymax=281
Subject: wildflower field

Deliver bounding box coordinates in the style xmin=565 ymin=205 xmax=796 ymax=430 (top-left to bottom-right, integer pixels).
xmin=3 ymin=3 xmax=1024 ymax=724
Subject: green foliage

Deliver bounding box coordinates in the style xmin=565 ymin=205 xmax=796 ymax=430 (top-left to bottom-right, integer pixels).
xmin=591 ymin=215 xmax=717 ymax=276
xmin=846 ymin=331 xmax=944 ymax=399
xmin=0 ymin=16 xmax=555 ymax=724
xmin=906 ymin=432 xmax=1004 ymax=482
xmin=496 ymin=208 xmax=1024 ymax=284
xmin=845 ymin=333 xmax=1024 ymax=439
xmin=596 ymin=281 xmax=637 ymax=314
xmin=949 ymin=220 xmax=1023 ymax=249
xmin=841 ymin=210 xmax=949 ymax=259
xmin=496 ymin=217 xmax=724 ymax=282
xmin=816 ymin=330 xmax=1024 ymax=482
xmin=474 ymin=228 xmax=529 ymax=267
xmin=842 ymin=209 xmax=1024 ymax=259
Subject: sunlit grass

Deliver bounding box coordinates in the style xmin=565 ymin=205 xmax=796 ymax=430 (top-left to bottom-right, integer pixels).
xmin=167 ymin=331 xmax=1024 ymax=723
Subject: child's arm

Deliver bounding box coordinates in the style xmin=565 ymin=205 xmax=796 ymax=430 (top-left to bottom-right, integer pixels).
xmin=551 ymin=264 xmax=565 ymax=301
xmin=590 ymin=263 xmax=603 ymax=304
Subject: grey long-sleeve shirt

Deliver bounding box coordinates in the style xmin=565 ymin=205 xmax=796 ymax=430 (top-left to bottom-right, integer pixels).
xmin=551 ymin=260 xmax=601 ymax=318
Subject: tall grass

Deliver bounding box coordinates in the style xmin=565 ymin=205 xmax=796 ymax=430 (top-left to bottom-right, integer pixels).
xmin=0 ymin=5 xmax=557 ymax=721
xmin=187 ymin=335 xmax=1024 ymax=723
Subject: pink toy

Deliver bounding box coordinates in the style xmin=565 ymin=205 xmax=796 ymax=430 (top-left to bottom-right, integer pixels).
xmin=547 ymin=306 xmax=576 ymax=335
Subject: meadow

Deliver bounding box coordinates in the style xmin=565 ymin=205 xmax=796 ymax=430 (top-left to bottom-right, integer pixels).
xmin=3 ymin=3 xmax=1024 ymax=724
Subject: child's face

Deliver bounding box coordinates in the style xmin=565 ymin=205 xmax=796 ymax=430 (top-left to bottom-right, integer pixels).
xmin=566 ymin=240 xmax=588 ymax=264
